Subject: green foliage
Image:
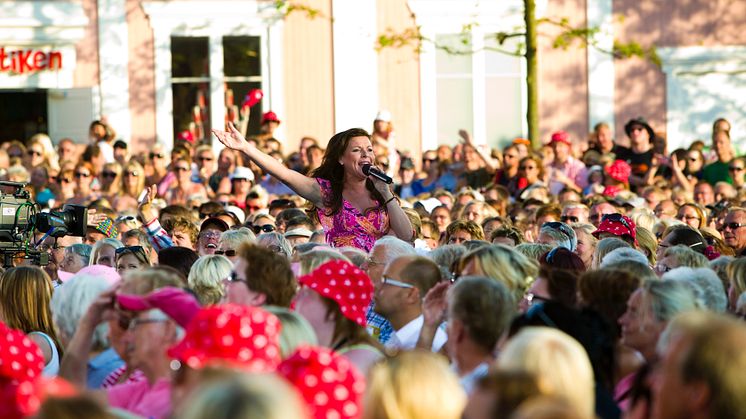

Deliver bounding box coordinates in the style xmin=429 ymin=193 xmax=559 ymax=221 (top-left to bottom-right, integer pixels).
xmin=274 ymin=0 xmax=324 ymax=20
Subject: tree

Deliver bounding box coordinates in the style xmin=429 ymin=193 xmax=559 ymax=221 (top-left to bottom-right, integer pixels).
xmin=376 ymin=2 xmax=659 ymax=149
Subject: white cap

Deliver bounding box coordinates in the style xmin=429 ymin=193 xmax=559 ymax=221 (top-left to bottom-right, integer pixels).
xmin=374 ymin=110 xmax=392 ymax=122
xmin=225 ymin=205 xmax=246 ymax=224
xmin=230 ymin=166 xmax=255 ymax=182
xmin=284 ymin=228 xmax=314 ymax=238
xmin=416 ymin=197 xmax=443 ymax=214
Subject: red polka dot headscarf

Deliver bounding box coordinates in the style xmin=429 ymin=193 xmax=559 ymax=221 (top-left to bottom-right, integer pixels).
xmin=605 ymin=159 xmax=632 ymax=184
xmin=279 ymin=345 xmax=365 ymax=419
xmin=298 ymin=260 xmax=374 ymax=328
xmin=592 ymin=213 xmax=637 ymax=245
xmin=0 ymin=321 xmax=63 ymax=419
xmin=167 ymin=304 xmax=282 ymax=372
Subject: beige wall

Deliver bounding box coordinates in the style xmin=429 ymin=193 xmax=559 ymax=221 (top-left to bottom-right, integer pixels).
xmin=127 ymin=0 xmax=156 ymax=150
xmin=538 ymin=0 xmax=589 ymax=145
xmin=283 ymin=0 xmax=335 ymax=151
xmin=377 ymin=0 xmax=421 ymax=159
xmin=73 ymin=0 xmax=99 ymax=88
xmin=613 ymin=0 xmax=746 ymax=142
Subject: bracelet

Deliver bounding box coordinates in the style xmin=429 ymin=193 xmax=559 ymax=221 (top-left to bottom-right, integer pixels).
xmin=385 ymin=196 xmax=397 ymax=206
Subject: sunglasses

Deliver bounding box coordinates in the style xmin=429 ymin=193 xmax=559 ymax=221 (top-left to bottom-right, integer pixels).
xmin=729 ymin=166 xmax=744 ymax=172
xmin=252 ymin=224 xmax=276 ymax=234
xmin=721 ymin=222 xmax=746 ymax=232
xmin=102 ymin=171 xmax=118 ymax=178
xmin=125 ymin=171 xmax=140 ymax=177
xmin=601 ymin=213 xmax=631 ymax=230
xmin=197 ymin=156 xmax=213 ymax=162
xmin=27 ymin=150 xmax=42 ymax=156
xmin=215 ymin=249 xmax=236 ymax=257
xmin=150 ymin=152 xmax=164 ymax=159
xmin=542 ymin=221 xmax=573 ymax=240
xmin=560 ymin=215 xmax=579 ymax=223
xmin=74 ymin=172 xmax=91 ymax=178
xmin=57 ymin=177 xmax=73 ymax=184
xmin=423 ymin=158 xmax=438 ymax=163
xmin=174 ymin=167 xmax=190 ymax=172
xmin=115 ymin=245 xmax=146 ymax=256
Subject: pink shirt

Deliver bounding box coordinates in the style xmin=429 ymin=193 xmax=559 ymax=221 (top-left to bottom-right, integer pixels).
xmin=548 ymin=157 xmax=588 ymax=195
xmin=107 ymin=378 xmax=171 ymax=419
xmin=315 ymin=178 xmax=389 ymax=252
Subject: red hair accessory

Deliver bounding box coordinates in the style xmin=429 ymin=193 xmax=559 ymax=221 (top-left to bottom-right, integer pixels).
xmin=592 ymin=213 xmax=637 ymax=245
xmin=605 ymin=160 xmax=632 ymax=183
xmin=297 ymin=260 xmax=374 ymax=328
xmin=602 ymin=185 xmax=621 ymax=198
xmin=167 ymin=304 xmax=282 ymax=372
xmin=279 ymin=346 xmax=365 ymax=419
xmin=549 ymin=131 xmax=571 ymax=146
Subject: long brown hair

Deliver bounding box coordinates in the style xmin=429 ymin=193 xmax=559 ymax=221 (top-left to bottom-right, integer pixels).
xmin=0 ymin=266 xmax=63 ymax=356
xmin=321 ymin=295 xmax=381 ymax=351
xmin=310 ymin=128 xmax=386 ymax=216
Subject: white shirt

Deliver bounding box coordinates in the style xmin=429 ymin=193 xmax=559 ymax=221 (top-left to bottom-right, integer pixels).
xmin=455 ymin=362 xmax=490 ymax=395
xmin=386 ymin=315 xmax=448 ymax=352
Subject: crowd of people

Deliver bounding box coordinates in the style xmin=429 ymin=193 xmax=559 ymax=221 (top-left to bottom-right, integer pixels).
xmin=0 ymin=110 xmax=745 ymax=419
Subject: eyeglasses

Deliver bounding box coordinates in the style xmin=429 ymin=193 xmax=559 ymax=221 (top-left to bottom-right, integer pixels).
xmin=102 ymin=171 xmax=117 ymax=179
xmin=252 ymin=224 xmax=276 ymax=234
xmin=27 ymin=150 xmax=42 ymax=157
xmin=382 ymin=276 xmax=415 ymax=289
xmin=524 ymin=300 xmax=557 ymax=328
xmin=150 ymin=152 xmax=164 ymax=159
xmin=215 ymin=249 xmax=236 ymax=257
xmin=197 ymin=156 xmax=213 ymax=162
xmin=74 ymin=172 xmax=91 ymax=178
xmin=560 ymin=215 xmax=579 ymax=223
xmin=729 ymin=166 xmax=745 ymax=172
xmin=200 ymin=231 xmax=222 ymax=240
xmin=57 ymin=177 xmax=73 ymax=184
xmin=721 ymin=222 xmax=746 ymax=231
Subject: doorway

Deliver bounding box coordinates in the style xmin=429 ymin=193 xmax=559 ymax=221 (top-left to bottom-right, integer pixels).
xmin=0 ymin=90 xmax=48 ymax=143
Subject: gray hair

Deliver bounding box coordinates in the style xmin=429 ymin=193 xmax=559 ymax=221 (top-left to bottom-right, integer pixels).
xmin=220 ymin=227 xmax=256 ymax=251
xmin=591 ymin=237 xmax=631 ymax=270
xmin=601 ymin=248 xmax=649 ymax=268
xmin=66 ymin=243 xmax=93 ymax=266
xmin=663 ymin=267 xmax=727 ymax=313
xmin=371 ymin=236 xmax=416 ymax=265
xmin=428 ymin=244 xmax=467 ymax=281
xmin=51 ymin=274 xmax=111 ymax=350
xmin=539 ymin=222 xmax=577 ymax=251
xmin=603 ymin=260 xmax=657 ymax=282
xmin=642 ymin=279 xmax=701 ymax=323
xmin=338 ymin=246 xmax=368 ymax=268
xmin=663 ymin=245 xmax=709 ymax=269
xmin=514 ymin=243 xmax=553 ymax=261
xmin=90 ymin=238 xmax=123 ymax=266
xmin=257 ymin=232 xmax=292 ymax=258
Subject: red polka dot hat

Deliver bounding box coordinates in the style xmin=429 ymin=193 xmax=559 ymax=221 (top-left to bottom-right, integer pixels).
xmin=297 ymin=260 xmax=374 ymax=328
xmin=167 ymin=304 xmax=282 ymax=373
xmin=279 ymin=345 xmax=365 ymax=419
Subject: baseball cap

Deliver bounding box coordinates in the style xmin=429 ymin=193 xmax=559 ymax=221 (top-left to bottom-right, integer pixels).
xmin=262 ymin=111 xmax=281 ymax=124
xmin=116 ymin=287 xmax=201 ymax=328
xmin=230 ymin=166 xmax=255 ymax=182
xmin=200 ymin=217 xmax=229 ymax=233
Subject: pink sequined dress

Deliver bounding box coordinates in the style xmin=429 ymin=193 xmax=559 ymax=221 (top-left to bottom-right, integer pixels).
xmin=315 ymin=178 xmax=389 ymax=252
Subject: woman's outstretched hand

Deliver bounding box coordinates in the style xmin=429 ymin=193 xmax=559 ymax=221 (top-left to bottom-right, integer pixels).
xmin=212 ymin=122 xmax=249 ymax=152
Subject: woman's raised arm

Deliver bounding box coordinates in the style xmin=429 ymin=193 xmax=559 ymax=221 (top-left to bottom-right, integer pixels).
xmin=212 ymin=123 xmax=323 ymax=206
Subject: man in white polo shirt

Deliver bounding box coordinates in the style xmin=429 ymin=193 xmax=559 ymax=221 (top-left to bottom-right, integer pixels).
xmin=373 ymin=255 xmax=447 ymax=351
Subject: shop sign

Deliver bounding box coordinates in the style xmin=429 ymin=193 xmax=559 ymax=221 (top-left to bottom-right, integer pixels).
xmin=0 ymin=48 xmax=62 ymax=74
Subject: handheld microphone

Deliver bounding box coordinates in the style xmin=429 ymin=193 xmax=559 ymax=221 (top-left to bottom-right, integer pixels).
xmin=362 ymin=163 xmax=393 ymax=184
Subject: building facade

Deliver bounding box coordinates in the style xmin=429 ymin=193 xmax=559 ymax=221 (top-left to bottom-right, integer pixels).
xmin=1 ymin=0 xmax=745 ymax=157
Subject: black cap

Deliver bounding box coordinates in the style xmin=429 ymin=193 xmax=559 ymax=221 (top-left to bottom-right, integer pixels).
xmin=113 ymin=140 xmax=128 ymax=149
xmin=200 ymin=217 xmax=229 ymax=233
xmin=624 ymin=117 xmax=655 ymax=142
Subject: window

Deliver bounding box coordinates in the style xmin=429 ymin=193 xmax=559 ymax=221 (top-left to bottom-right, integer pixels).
xmin=170 ymin=36 xmax=263 ymax=141
xmin=434 ymin=32 xmax=523 ymax=148
xmin=223 ymin=36 xmax=263 ymax=136
xmin=171 ymin=37 xmax=210 ymax=141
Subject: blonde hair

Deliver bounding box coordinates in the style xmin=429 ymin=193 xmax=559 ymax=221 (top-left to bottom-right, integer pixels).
xmin=90 ymin=238 xmax=123 ymax=266
xmin=462 ymin=245 xmax=538 ymax=301
xmin=628 ymin=207 xmax=657 ymax=231
xmin=299 ymin=248 xmax=350 ymax=276
xmin=635 ymin=226 xmax=658 ymax=265
xmin=0 ymin=266 xmax=63 ymax=356
xmin=514 ymin=243 xmax=553 ymax=261
xmin=364 ymin=351 xmax=466 ymax=419
xmin=180 ymin=372 xmax=307 ymax=419
xmin=663 ymin=245 xmax=709 ymax=269
xmin=498 ymin=327 xmax=595 ymax=419
xmin=591 ymin=237 xmax=631 ymax=270
xmin=188 ymin=255 xmax=232 ymax=305
xmin=219 ymin=227 xmax=256 ymax=250
xmin=119 ymin=160 xmax=145 ymax=199
xmin=264 ymin=306 xmax=318 ymax=358
xmin=727 ymin=258 xmax=746 ymax=304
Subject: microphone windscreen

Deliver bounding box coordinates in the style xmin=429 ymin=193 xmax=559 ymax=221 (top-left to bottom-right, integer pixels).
xmin=361 ymin=163 xmax=372 ymax=176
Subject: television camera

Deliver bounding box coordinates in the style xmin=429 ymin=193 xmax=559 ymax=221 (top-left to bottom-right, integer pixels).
xmin=0 ymin=181 xmax=87 ymax=268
